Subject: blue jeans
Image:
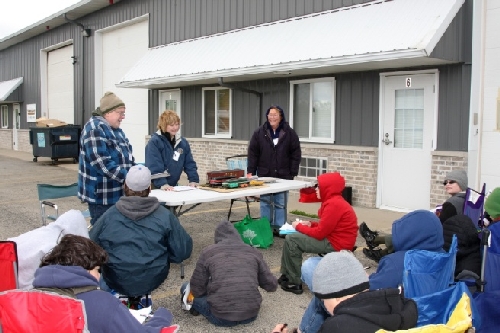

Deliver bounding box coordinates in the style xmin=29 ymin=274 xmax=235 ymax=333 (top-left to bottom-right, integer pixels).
xmin=301 ymin=257 xmax=322 ymax=290
xmin=299 ymin=296 xmax=330 ymax=333
xmin=88 ymin=203 xmax=113 ymax=226
xmin=260 ymin=191 xmax=288 ymax=227
xmin=192 ymin=296 xmax=257 ymax=327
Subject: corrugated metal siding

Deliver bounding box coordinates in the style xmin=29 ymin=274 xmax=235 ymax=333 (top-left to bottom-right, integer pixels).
xmin=436 ymin=64 xmax=471 ymax=152
xmin=149 ymin=0 xmax=373 ymax=47
xmin=431 ymin=0 xmax=472 ymax=63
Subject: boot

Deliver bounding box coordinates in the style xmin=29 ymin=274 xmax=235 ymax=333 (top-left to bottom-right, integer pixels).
xmin=359 ymin=222 xmax=378 ymax=249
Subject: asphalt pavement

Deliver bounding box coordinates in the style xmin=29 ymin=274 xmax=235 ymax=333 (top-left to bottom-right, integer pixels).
xmin=0 ymin=148 xmax=404 ymax=332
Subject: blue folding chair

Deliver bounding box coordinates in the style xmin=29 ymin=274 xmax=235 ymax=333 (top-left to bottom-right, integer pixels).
xmin=37 ymin=183 xmax=90 ymax=225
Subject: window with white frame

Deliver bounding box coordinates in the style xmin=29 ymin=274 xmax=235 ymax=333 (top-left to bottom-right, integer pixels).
xmin=298 ymin=156 xmax=328 ymax=178
xmin=1 ymin=105 xmax=8 ymax=128
xmin=289 ymin=78 xmax=335 ymax=143
xmin=202 ymin=87 xmax=232 ymax=138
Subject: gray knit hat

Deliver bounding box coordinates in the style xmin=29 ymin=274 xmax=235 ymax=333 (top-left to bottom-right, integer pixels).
xmin=312 ymin=251 xmax=369 ymax=299
xmin=445 ymin=170 xmax=468 ymax=191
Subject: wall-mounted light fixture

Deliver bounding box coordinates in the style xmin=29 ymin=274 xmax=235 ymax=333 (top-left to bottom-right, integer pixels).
xmin=63 ymin=14 xmax=91 ymax=37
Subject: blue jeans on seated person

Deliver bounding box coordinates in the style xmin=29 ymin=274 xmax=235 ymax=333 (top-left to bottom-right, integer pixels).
xmin=301 ymin=256 xmax=322 ymax=290
xmin=88 ymin=203 xmax=113 ymax=226
xmin=192 ymin=296 xmax=257 ymax=327
xmin=260 ymin=191 xmax=288 ymax=227
xmin=299 ymin=296 xmax=330 ymax=333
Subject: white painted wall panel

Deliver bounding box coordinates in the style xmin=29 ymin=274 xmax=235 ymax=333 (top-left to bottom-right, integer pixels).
xmin=100 ymin=19 xmax=149 ymax=163
xmin=47 ymin=45 xmax=74 ymax=124
xmin=480 ymin=1 xmax=500 ymax=190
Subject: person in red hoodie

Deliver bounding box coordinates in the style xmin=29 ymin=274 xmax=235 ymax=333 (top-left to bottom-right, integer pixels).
xmin=278 ymin=172 xmax=358 ymax=294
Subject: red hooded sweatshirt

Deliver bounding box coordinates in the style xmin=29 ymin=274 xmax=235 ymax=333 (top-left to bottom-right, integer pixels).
xmin=295 ymin=172 xmax=358 ymax=250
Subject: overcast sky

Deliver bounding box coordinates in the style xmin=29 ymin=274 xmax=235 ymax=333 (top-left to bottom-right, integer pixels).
xmin=0 ymin=0 xmax=81 ymax=39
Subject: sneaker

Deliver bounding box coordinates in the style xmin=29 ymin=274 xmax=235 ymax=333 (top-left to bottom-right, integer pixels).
xmin=359 ymin=222 xmax=378 ymax=249
xmin=180 ymin=282 xmax=192 ymax=311
xmin=277 ymin=274 xmax=289 ymax=285
xmin=281 ymin=283 xmax=303 ymax=295
xmin=362 ymin=247 xmax=384 ymax=262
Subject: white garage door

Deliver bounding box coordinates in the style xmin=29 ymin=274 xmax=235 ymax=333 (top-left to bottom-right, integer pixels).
xmin=100 ymin=19 xmax=149 ymax=163
xmin=47 ymin=44 xmax=74 ymax=124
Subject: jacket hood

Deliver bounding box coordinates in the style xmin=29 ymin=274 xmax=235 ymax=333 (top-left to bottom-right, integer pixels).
xmin=332 ymin=289 xmax=418 ymax=331
xmin=115 ymin=196 xmax=160 ymax=221
xmin=392 ymin=210 xmax=443 ymax=252
xmin=214 ymin=220 xmax=244 ymax=244
xmin=317 ymin=172 xmax=345 ymax=201
xmin=265 ymin=105 xmax=286 ymax=122
xmin=33 ymin=265 xmax=98 ymax=289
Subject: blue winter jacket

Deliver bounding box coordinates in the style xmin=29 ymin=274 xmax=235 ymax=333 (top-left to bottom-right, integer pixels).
xmin=369 ymin=210 xmax=444 ymax=290
xmin=145 ymin=132 xmax=199 ymax=188
xmin=90 ymin=196 xmax=193 ymax=296
xmin=33 ymin=265 xmax=174 ymax=333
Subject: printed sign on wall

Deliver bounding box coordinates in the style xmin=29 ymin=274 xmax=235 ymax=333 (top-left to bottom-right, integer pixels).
xmin=27 ymin=104 xmax=36 ymax=123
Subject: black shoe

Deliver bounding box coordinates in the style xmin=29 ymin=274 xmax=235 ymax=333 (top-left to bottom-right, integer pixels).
xmin=362 ymin=247 xmax=384 ymax=262
xmin=281 ymin=283 xmax=303 ymax=295
xmin=359 ymin=222 xmax=378 ymax=249
xmin=189 ymin=308 xmax=200 ymax=316
xmin=272 ymin=228 xmax=286 ymax=238
xmin=277 ymin=274 xmax=289 ymax=285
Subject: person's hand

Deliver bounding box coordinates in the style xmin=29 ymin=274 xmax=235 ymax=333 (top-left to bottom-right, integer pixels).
xmin=300 ymin=221 xmax=311 ymax=227
xmin=291 ymin=221 xmax=300 ymax=229
xmin=271 ymin=323 xmax=288 ymax=333
xmin=160 ymin=184 xmax=174 ymax=191
xmin=188 ymin=182 xmax=198 ymax=187
xmin=246 ymin=173 xmax=253 ymax=179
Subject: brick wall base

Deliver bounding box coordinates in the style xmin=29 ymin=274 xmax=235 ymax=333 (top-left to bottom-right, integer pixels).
xmin=430 ymin=151 xmax=468 ymax=209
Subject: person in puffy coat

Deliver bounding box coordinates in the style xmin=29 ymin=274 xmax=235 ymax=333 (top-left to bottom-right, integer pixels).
xmin=146 ymin=110 xmax=199 ymax=191
xmin=247 ymin=105 xmax=301 ymax=232
xmin=90 ymin=165 xmax=193 ymax=296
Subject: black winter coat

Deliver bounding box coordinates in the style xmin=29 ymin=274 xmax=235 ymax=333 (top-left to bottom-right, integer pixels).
xmin=247 ymin=122 xmax=301 ymax=179
xmin=442 ymin=214 xmax=481 ymax=279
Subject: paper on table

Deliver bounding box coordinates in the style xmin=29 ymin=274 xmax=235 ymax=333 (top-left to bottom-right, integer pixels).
xmin=129 ymin=306 xmax=152 ymax=324
xmin=174 ymin=186 xmax=196 ymax=192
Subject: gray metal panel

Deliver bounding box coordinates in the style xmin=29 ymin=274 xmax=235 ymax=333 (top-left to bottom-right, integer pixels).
xmin=431 ymin=0 xmax=472 ymax=63
xmin=436 ymin=64 xmax=471 ymax=152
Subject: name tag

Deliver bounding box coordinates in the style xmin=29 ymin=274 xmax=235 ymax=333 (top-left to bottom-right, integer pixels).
xmin=173 ymin=151 xmax=180 ymax=161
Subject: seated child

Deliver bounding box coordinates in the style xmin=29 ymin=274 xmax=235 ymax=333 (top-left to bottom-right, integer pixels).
xmin=183 ymin=220 xmax=278 ymax=327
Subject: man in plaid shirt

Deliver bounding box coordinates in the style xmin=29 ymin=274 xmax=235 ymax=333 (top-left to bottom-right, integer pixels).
xmin=78 ymin=91 xmax=134 ymax=225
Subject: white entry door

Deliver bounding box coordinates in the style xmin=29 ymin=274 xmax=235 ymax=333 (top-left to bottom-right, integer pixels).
xmin=159 ymin=90 xmax=181 ymax=134
xmin=378 ymin=73 xmax=437 ymax=211
xmin=12 ymin=103 xmax=20 ymax=150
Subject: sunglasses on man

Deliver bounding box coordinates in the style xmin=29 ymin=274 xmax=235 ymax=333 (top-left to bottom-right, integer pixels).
xmin=442 ymin=180 xmax=457 ymax=186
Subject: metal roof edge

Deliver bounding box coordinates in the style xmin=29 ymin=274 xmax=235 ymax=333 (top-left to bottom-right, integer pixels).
xmin=0 ymin=77 xmax=24 ymax=102
xmin=0 ymin=0 xmax=120 ymax=51
xmin=116 ymin=49 xmax=427 ymax=88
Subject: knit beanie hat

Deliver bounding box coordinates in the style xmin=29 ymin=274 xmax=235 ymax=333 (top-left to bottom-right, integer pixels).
xmin=445 ymin=170 xmax=468 ymax=191
xmin=485 ymin=187 xmax=500 ymax=220
xmin=125 ymin=165 xmax=151 ymax=191
xmin=93 ymin=91 xmax=125 ymax=116
xmin=312 ymin=251 xmax=369 ymax=299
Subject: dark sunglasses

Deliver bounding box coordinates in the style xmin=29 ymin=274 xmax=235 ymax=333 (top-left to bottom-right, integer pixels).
xmin=443 ymin=180 xmax=457 ymax=186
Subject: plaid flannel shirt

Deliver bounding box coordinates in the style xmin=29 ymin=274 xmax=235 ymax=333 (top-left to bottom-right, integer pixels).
xmin=78 ymin=116 xmax=134 ymax=205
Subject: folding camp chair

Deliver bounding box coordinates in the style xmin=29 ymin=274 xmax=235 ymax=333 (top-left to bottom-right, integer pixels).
xmin=0 ymin=289 xmax=89 ymax=332
xmin=0 ymin=241 xmax=19 ymax=292
xmin=225 ymin=155 xmax=260 ymax=221
xmin=472 ymin=224 xmax=500 ymax=333
xmin=463 ymin=183 xmax=486 ymax=229
xmin=403 ymin=235 xmax=457 ymax=299
xmin=37 ymin=182 xmax=90 ymax=225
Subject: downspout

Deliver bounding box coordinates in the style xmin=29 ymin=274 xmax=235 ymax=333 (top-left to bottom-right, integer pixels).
xmin=63 ymin=14 xmax=91 ymax=126
xmin=218 ymin=77 xmax=263 ymax=126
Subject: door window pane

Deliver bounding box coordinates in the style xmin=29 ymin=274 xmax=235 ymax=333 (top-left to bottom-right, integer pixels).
xmin=394 ymin=89 xmax=424 ymax=148
xmin=165 ymin=100 xmax=177 ymax=112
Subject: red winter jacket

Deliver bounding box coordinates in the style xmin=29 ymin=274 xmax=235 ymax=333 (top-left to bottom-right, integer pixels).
xmin=295 ymin=172 xmax=358 ymax=250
